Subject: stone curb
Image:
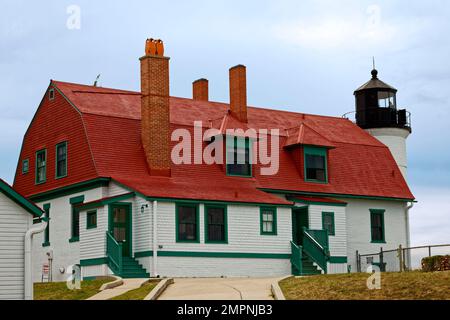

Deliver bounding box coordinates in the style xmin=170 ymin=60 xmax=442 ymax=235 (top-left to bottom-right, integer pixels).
xmin=144 ymin=278 xmax=174 ymax=300
xmin=271 ymin=275 xmax=291 ymax=300
xmin=99 ymin=275 xmax=123 ymax=291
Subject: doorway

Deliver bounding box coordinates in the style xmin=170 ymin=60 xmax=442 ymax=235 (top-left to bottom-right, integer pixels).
xmin=109 ymin=203 xmax=132 ymax=257
xmin=292 ymin=207 xmax=309 ymax=246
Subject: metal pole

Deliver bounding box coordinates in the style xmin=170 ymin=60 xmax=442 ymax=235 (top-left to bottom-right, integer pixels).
xmin=380 ymin=247 xmax=384 ymax=272
xmin=356 ymin=250 xmax=360 ymax=273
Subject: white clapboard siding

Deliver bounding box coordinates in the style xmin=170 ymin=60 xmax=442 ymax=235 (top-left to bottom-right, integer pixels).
xmin=0 ymin=192 xmax=31 ymax=300
xmin=33 ymin=187 xmax=103 ymax=283
xmin=308 ymin=204 xmax=348 ymax=258
xmin=156 ymin=203 xmax=291 ymax=254
xmin=343 ymin=198 xmax=408 ymax=272
xmin=80 ymin=207 xmax=107 ymax=260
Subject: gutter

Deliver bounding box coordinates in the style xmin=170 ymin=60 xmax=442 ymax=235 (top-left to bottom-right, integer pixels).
xmin=25 ymin=219 xmax=47 ymax=300
xmin=152 ymin=200 xmax=158 ymax=277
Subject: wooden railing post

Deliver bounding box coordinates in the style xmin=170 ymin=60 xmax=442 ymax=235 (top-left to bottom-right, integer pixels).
xmin=398 ymin=244 xmax=403 ymax=272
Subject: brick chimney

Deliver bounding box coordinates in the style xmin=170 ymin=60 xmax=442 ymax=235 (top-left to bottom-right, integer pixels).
xmin=192 ymin=78 xmax=209 ymax=101
xmin=229 ymin=65 xmax=248 ymax=123
xmin=140 ymin=39 xmax=171 ymax=176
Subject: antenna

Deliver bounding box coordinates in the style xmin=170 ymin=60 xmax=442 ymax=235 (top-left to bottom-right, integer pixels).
xmin=93 ymin=74 xmax=101 ymax=87
xmin=372 ymin=57 xmax=376 ymax=70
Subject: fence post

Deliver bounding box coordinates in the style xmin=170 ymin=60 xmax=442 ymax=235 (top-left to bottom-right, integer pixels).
xmin=379 ymin=247 xmax=384 ymax=272
xmin=398 ymin=244 xmax=403 ymax=272
xmin=356 ymin=250 xmax=360 ymax=273
xmin=428 ymin=246 xmax=432 ymax=257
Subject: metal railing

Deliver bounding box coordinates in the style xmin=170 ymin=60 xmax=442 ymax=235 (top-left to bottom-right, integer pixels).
xmin=302 ymin=228 xmax=329 ymax=273
xmin=342 ymin=108 xmax=411 ymax=130
xmin=290 ymin=241 xmax=303 ymax=276
xmin=106 ymin=231 xmax=123 ymax=275
xmin=356 ymin=244 xmax=450 ymax=272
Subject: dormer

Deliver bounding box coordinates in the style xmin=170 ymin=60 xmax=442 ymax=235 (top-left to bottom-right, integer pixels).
xmin=284 ymin=122 xmax=335 ymax=184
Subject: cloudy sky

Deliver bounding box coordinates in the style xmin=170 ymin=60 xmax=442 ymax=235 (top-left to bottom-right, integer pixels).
xmin=1 ymin=0 xmax=449 ymax=247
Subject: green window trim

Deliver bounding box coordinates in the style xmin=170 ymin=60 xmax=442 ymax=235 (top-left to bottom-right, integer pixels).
xmin=204 ymin=204 xmax=228 ymax=244
xmin=70 ymin=195 xmax=84 ymax=242
xmin=176 ymin=203 xmax=200 ymax=243
xmin=226 ymin=136 xmax=252 ymax=178
xmin=260 ymin=207 xmax=277 ymax=235
xmin=35 ymin=149 xmax=47 ymax=185
xmin=42 ymin=203 xmax=50 ymax=246
xmin=22 ymin=159 xmax=29 ymax=174
xmin=370 ymin=209 xmax=386 ymax=243
xmin=322 ymin=212 xmax=335 ymax=236
xmin=55 ymin=141 xmax=68 ymax=179
xmin=86 ymin=210 xmax=97 ymax=229
xmin=303 ymin=145 xmax=328 ymax=184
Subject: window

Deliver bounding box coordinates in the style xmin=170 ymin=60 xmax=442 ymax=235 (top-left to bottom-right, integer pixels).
xmin=370 ymin=209 xmax=385 ymax=243
xmin=322 ymin=212 xmax=335 ymax=236
xmin=176 ymin=203 xmax=199 ymax=242
xmin=86 ymin=210 xmax=97 ymax=229
xmin=49 ymin=88 xmax=55 ymax=100
xmin=304 ymin=146 xmax=327 ymax=183
xmin=22 ymin=159 xmax=29 ymax=174
xmin=43 ymin=203 xmax=50 ymax=246
xmin=378 ymin=91 xmax=395 ymax=108
xmin=260 ymin=207 xmax=277 ymax=235
xmin=35 ymin=149 xmax=47 ymax=184
xmin=226 ymin=136 xmax=252 ymax=177
xmin=69 ymin=195 xmax=84 ymax=242
xmin=205 ymin=205 xmax=227 ymax=243
xmin=56 ymin=142 xmax=67 ymax=178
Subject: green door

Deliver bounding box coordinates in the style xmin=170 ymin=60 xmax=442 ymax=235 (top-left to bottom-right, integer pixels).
xmin=292 ymin=207 xmax=309 ymax=245
xmin=110 ymin=204 xmax=132 ymax=257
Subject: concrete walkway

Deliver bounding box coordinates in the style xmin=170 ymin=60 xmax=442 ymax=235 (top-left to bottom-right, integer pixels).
xmin=158 ymin=277 xmax=280 ymax=300
xmin=87 ymin=278 xmax=149 ymax=300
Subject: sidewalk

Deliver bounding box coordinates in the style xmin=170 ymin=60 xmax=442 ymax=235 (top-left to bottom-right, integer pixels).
xmin=87 ymin=278 xmax=149 ymax=300
xmin=157 ymin=277 xmax=280 ymax=300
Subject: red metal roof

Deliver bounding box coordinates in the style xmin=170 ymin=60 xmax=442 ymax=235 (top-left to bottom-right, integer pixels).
xmin=14 ymin=80 xmax=414 ymax=202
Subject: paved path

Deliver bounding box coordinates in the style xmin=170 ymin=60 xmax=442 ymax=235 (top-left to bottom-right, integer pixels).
xmin=87 ymin=278 xmax=149 ymax=300
xmin=158 ymin=277 xmax=280 ymax=300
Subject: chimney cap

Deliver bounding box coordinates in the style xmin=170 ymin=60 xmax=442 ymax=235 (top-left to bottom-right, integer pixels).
xmin=193 ymin=78 xmax=208 ymax=84
xmin=230 ymin=64 xmax=246 ymax=71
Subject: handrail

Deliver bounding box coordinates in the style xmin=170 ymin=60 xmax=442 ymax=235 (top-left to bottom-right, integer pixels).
xmin=290 ymin=241 xmax=303 ymax=276
xmin=303 ymin=231 xmax=324 ymax=250
xmin=302 ymin=228 xmax=329 ymax=273
xmin=106 ymin=231 xmax=122 ymax=275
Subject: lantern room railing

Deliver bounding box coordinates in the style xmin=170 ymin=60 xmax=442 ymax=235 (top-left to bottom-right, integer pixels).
xmin=342 ymin=108 xmax=411 ymax=132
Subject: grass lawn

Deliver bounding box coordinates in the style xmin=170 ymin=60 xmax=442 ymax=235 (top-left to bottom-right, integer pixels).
xmin=279 ymin=271 xmax=450 ymax=300
xmin=34 ymin=276 xmax=114 ymax=300
xmin=110 ymin=280 xmax=160 ymax=300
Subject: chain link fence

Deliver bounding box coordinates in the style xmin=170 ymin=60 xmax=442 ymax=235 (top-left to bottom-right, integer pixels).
xmin=356 ymin=244 xmax=450 ymax=272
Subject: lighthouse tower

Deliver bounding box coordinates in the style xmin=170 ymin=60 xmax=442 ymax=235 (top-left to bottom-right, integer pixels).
xmin=354 ymin=68 xmax=412 ymax=180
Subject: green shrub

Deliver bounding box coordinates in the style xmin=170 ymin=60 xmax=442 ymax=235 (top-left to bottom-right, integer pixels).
xmin=421 ymin=255 xmax=450 ymax=272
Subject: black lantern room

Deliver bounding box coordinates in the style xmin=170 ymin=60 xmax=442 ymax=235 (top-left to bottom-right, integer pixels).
xmin=354 ymin=69 xmax=411 ymax=132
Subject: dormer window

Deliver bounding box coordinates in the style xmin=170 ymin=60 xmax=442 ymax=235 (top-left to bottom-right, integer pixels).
xmin=304 ymin=146 xmax=327 ymax=183
xmin=226 ymin=136 xmax=252 ymax=177
xmin=56 ymin=141 xmax=67 ymax=179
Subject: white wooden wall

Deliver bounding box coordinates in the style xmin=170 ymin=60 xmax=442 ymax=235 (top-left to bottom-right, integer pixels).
xmin=0 ymin=192 xmax=32 ymax=299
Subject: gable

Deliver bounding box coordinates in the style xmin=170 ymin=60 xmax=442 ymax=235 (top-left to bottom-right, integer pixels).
xmin=0 ymin=179 xmax=42 ymax=217
xmin=13 ymin=83 xmax=98 ymax=197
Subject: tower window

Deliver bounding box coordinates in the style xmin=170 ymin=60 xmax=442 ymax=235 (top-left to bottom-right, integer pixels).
xmin=226 ymin=136 xmax=252 ymax=177
xmin=304 ymin=146 xmax=328 ymax=183
xmin=378 ymin=91 xmax=395 ymax=108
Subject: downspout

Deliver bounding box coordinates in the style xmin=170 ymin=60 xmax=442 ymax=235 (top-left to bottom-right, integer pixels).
xmin=152 ymin=200 xmax=158 ymax=277
xmin=25 ymin=219 xmax=47 ymax=300
xmin=404 ymin=202 xmax=414 ymax=269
